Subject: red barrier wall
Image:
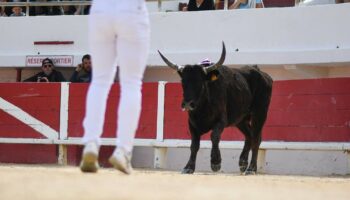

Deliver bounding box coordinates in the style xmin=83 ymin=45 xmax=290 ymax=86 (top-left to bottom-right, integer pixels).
xmin=0 ymin=144 xmax=58 ymax=164
xmin=67 ymin=83 xmax=158 ymax=165
xmin=68 ymin=83 xmax=158 ymax=139
xmin=1 ymin=79 xmax=349 ymax=164
xmin=164 ymin=78 xmax=350 ymax=142
xmin=0 ymin=83 xmax=61 ymax=163
xmin=265 ymin=78 xmax=350 ymax=142
xmin=0 ymin=83 xmax=61 ymax=138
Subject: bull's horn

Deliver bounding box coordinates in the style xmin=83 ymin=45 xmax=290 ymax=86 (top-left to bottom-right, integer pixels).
xmin=158 ymin=50 xmax=181 ymax=71
xmin=204 ymin=42 xmax=226 ymax=73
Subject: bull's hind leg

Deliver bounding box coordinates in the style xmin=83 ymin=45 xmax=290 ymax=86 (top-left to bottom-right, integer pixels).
xmin=245 ymin=110 xmax=268 ymax=175
xmin=244 ymin=134 xmax=261 ymax=175
xmin=237 ymin=119 xmax=252 ymax=173
xmin=182 ymin=133 xmax=200 ymax=174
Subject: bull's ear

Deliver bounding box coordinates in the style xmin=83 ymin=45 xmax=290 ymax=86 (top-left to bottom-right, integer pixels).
xmin=206 ymin=70 xmax=220 ymax=82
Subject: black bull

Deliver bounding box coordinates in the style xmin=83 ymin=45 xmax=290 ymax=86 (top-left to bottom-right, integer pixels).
xmin=158 ymin=43 xmax=273 ymax=174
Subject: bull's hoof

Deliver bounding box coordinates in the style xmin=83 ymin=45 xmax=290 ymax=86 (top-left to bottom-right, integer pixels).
xmin=242 ymin=170 xmax=256 ymax=176
xmin=239 ymin=160 xmax=248 ymax=173
xmin=239 ymin=165 xmax=248 ymax=173
xmin=239 ymin=166 xmax=247 ymax=173
xmin=211 ymin=163 xmax=221 ymax=172
xmin=181 ymin=168 xmax=194 ymax=174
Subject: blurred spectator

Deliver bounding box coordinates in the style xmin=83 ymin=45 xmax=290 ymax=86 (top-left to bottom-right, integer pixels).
xmin=73 ymin=0 xmax=90 ymax=15
xmin=182 ymin=0 xmax=215 ymax=11
xmin=298 ymin=0 xmax=350 ymax=6
xmin=70 ymin=54 xmax=92 ymax=83
xmin=215 ymin=0 xmax=230 ymax=9
xmin=29 ymin=0 xmax=63 ymax=16
xmin=62 ymin=4 xmax=76 ymax=15
xmin=9 ymin=5 xmax=25 ymax=16
xmin=23 ymin=58 xmax=66 ymax=82
xmin=179 ymin=2 xmax=187 ymax=11
xmin=215 ymin=0 xmax=263 ymax=9
xmin=61 ymin=0 xmax=87 ymax=15
xmin=0 ymin=0 xmax=12 ymax=16
xmin=0 ymin=6 xmax=5 ymax=16
xmin=297 ymin=0 xmax=335 ymax=6
xmin=336 ymin=0 xmax=350 ymax=3
xmin=229 ymin=0 xmax=263 ymax=9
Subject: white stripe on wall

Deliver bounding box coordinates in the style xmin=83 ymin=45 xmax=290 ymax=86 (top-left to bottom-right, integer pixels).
xmin=0 ymin=97 xmax=58 ymax=139
xmin=59 ymin=82 xmax=69 ymax=140
xmin=156 ymin=81 xmax=167 ymax=142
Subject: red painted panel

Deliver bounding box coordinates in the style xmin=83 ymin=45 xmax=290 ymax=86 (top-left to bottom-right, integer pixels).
xmin=164 ymin=83 xmax=188 ymax=139
xmin=266 ymin=110 xmax=350 ymax=126
xmin=0 ymin=144 xmax=57 ymax=164
xmin=0 ymin=83 xmax=61 ymax=138
xmin=163 ymin=78 xmax=350 ymax=142
xmin=0 ymin=83 xmax=61 ymax=96
xmin=270 ymin=94 xmax=350 ymax=111
xmin=0 ymin=125 xmax=51 ymax=138
xmin=67 ymin=146 xmax=82 ymax=165
xmin=272 ymin=78 xmax=350 ymax=95
xmin=67 ymin=83 xmax=158 ymax=139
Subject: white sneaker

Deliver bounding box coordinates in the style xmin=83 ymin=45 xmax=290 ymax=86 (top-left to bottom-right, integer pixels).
xmin=109 ymin=148 xmax=133 ymax=174
xmin=80 ymin=142 xmax=99 ymax=173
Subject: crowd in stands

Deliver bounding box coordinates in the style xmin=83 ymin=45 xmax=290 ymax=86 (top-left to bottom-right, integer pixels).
xmin=336 ymin=0 xmax=350 ymax=3
xmin=1 ymin=0 xmax=349 ymax=17
xmin=23 ymin=55 xmax=92 ymax=83
xmin=181 ymin=0 xmax=349 ymax=11
xmin=182 ymin=0 xmax=263 ymax=11
xmin=0 ymin=0 xmax=91 ymax=17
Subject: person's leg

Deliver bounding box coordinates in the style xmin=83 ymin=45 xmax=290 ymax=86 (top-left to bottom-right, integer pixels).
xmin=81 ymin=13 xmax=117 ymax=172
xmin=108 ymin=12 xmax=150 ymax=174
xmin=82 ymin=14 xmax=117 ymax=146
xmin=115 ymin=13 xmax=150 ymax=153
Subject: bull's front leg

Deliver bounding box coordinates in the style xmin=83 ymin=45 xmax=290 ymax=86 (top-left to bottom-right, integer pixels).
xmin=182 ymin=133 xmax=200 ymax=174
xmin=210 ymin=124 xmax=224 ymax=172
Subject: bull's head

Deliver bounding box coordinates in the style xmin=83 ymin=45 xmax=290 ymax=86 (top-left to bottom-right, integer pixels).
xmin=158 ymin=42 xmax=226 ymax=111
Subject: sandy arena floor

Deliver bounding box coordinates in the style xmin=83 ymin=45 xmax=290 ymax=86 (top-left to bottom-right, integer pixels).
xmin=0 ymin=164 xmax=349 ymax=200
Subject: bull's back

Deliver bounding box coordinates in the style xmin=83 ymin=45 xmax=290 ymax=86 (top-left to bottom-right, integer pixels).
xmin=237 ymin=66 xmax=273 ymax=112
xmin=217 ymin=66 xmax=254 ymax=126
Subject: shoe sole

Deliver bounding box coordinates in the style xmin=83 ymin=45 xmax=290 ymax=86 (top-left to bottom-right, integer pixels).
xmin=109 ymin=156 xmax=131 ymax=175
xmin=80 ymin=152 xmax=98 ymax=173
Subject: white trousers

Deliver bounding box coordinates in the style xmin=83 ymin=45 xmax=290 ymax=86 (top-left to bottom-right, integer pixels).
xmin=83 ymin=0 xmax=150 ymax=152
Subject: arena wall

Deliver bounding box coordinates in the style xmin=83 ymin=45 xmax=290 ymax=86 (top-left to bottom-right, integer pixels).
xmin=0 ymin=80 xmax=349 ymax=175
